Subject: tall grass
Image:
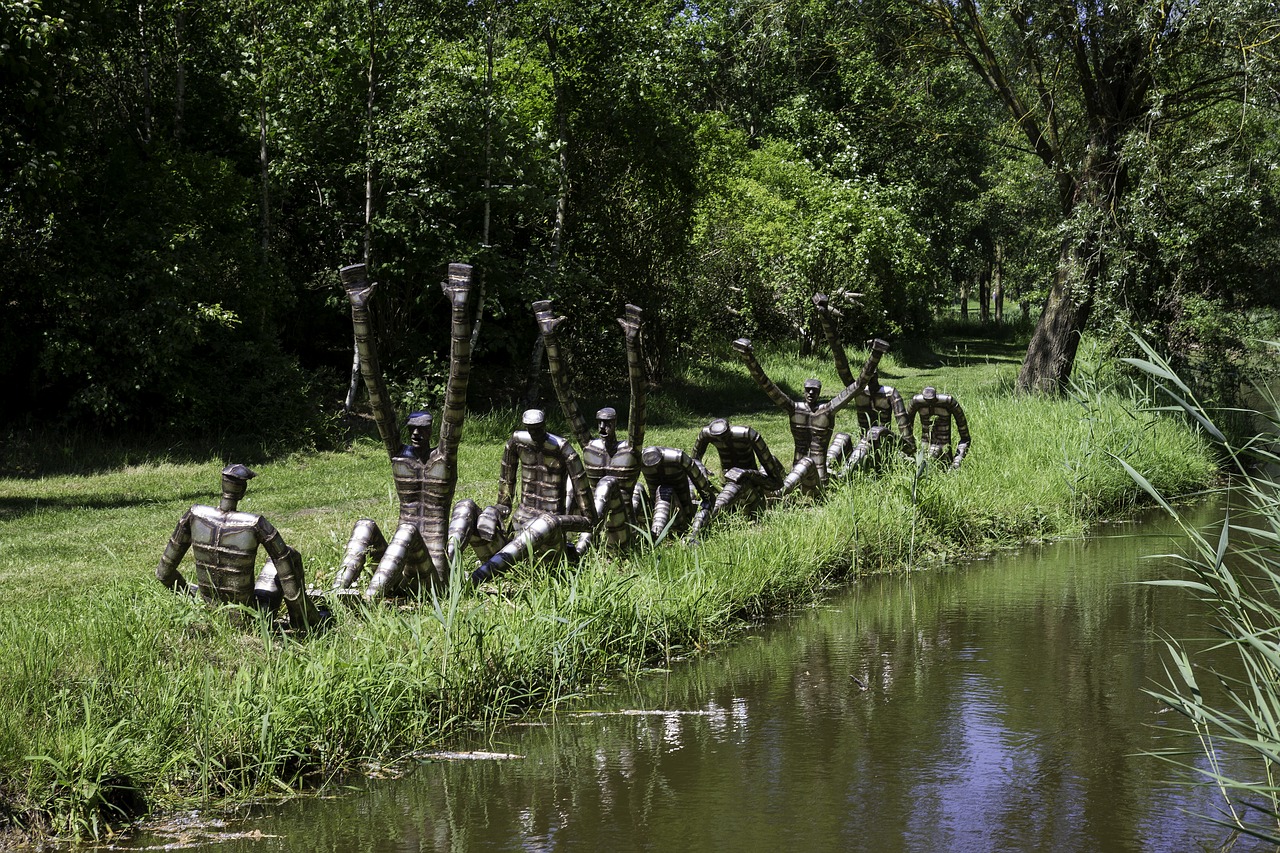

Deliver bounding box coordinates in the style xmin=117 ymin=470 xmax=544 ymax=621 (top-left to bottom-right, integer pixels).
xmin=0 ymin=342 xmax=1217 ymax=842
xmin=1117 ymin=336 xmax=1280 ymax=845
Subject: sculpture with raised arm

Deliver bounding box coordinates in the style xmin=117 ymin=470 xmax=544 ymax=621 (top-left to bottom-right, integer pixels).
xmin=811 ymin=294 xmax=915 ymax=474
xmin=465 ymin=408 xmax=598 ymax=583
xmin=333 ymin=262 xmax=478 ymax=599
xmin=688 ymin=419 xmax=785 ymax=539
xmin=732 ymin=337 xmax=889 ymax=497
xmin=535 ymin=299 xmax=646 ymax=549
xmin=157 ymin=464 xmax=325 ymax=633
xmin=907 ymin=386 xmax=972 ymax=470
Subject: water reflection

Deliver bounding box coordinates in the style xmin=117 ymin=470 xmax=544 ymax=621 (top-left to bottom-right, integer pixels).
xmin=122 ymin=505 xmax=1273 ymax=852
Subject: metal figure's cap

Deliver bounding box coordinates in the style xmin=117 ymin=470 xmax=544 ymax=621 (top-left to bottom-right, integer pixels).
xmin=803 ymin=378 xmax=822 ymax=391
xmin=709 ymin=418 xmax=729 ymax=435
xmin=522 ymin=409 xmax=546 ymax=427
xmin=596 ymin=407 xmax=617 ymax=421
xmin=221 ymin=464 xmax=256 ymax=482
xmin=406 ymin=411 xmax=433 ymax=428
xmin=641 ymin=446 xmax=663 ymax=467
xmin=922 ymin=386 xmax=937 ymax=400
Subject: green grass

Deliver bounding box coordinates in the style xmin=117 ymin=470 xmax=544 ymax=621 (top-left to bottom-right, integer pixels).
xmin=0 ymin=339 xmax=1217 ymax=842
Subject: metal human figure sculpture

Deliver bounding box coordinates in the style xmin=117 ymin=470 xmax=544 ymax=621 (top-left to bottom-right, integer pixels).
xmin=906 ymin=386 xmax=972 ymax=469
xmin=466 ymin=408 xmax=598 ymax=583
xmin=157 ymin=465 xmax=324 ymax=632
xmin=535 ymin=300 xmax=646 ymax=549
xmin=334 ymin=262 xmax=478 ymax=599
xmin=688 ymin=419 xmax=785 ymax=539
xmin=732 ymin=337 xmax=889 ymax=497
xmin=811 ymin=293 xmax=914 ymax=473
xmin=638 ymin=446 xmax=716 ymax=541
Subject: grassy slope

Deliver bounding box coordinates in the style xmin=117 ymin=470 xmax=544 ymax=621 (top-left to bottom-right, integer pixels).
xmin=0 ymin=340 xmax=1215 ymax=840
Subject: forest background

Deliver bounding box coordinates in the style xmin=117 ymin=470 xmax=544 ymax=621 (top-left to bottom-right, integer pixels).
xmin=4 ymin=0 xmax=1280 ymax=453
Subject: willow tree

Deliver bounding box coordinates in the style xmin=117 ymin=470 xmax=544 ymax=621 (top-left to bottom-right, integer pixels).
xmin=920 ymin=0 xmax=1270 ymax=393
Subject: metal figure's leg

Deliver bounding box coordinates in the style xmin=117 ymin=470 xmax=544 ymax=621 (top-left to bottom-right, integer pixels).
xmin=471 ymin=513 xmax=592 ymax=583
xmin=778 ymin=457 xmax=820 ymax=499
xmin=253 ymin=562 xmax=283 ymax=612
xmin=827 ymin=432 xmax=854 ymax=476
xmin=335 ymin=519 xmax=387 ymax=590
xmin=649 ymin=485 xmax=676 ymax=539
xmin=589 ymin=475 xmax=630 ymax=552
xmin=366 ymin=523 xmax=429 ymax=600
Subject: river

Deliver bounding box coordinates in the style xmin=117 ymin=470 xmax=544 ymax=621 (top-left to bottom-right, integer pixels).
xmin=122 ymin=502 xmax=1272 ymax=852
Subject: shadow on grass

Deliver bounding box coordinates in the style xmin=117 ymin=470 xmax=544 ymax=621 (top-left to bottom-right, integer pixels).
xmin=0 ymin=491 xmax=207 ymax=521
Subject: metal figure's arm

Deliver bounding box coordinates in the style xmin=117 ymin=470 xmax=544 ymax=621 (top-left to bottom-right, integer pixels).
xmin=156 ymin=510 xmax=194 ymax=592
xmin=889 ymin=388 xmax=917 ymax=455
xmin=749 ymin=429 xmax=787 ymax=490
xmin=812 ymin=293 xmax=855 ymax=388
xmin=495 ymin=436 xmax=520 ymax=512
xmin=619 ymin=303 xmax=646 ymax=449
xmin=437 ymin=263 xmax=475 ymax=461
xmin=564 ymin=445 xmax=598 ymax=523
xmin=257 ymin=518 xmax=322 ymax=630
xmin=732 ymin=338 xmax=795 ymax=414
xmin=534 ymin=299 xmax=592 ymax=448
xmin=949 ymin=397 xmax=971 ymax=468
xmin=829 ymin=339 xmax=891 ymax=413
xmin=340 ymin=263 xmax=400 ymax=459
xmin=691 ymin=427 xmax=712 ymax=463
xmin=904 ymin=396 xmax=923 ymax=449
xmin=685 ymin=452 xmax=717 ymax=505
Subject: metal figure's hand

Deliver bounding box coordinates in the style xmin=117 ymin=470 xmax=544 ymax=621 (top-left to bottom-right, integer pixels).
xmin=617 ymin=303 xmax=643 ymax=341
xmin=812 ymin=292 xmax=830 ymax=313
xmin=533 ymin=299 xmax=567 ymax=337
xmin=441 ymin=263 xmax=473 ymax=307
xmin=340 ymin=264 xmax=377 ymax=311
xmin=732 ymin=338 xmax=753 ymax=357
xmin=869 ymin=338 xmax=891 ymax=354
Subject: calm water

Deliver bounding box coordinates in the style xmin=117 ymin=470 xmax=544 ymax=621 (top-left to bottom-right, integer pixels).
xmin=125 ymin=504 xmax=1274 ymax=852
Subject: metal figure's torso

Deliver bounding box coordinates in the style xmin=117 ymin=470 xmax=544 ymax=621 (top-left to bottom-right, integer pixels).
xmin=583 ymin=440 xmax=642 ymax=499
xmin=855 ymin=387 xmax=896 ymax=431
xmin=182 ymin=505 xmax=277 ymax=606
xmin=505 ymin=431 xmax=583 ymax=529
xmin=391 ymin=446 xmax=456 ymax=556
xmin=706 ymin=428 xmax=762 ymax=472
xmin=909 ymin=395 xmax=963 ymax=449
xmin=788 ymin=403 xmax=838 ymax=465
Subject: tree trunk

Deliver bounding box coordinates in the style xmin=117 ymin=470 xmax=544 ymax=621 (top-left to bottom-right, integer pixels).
xmin=1015 ymin=238 xmax=1096 ymax=393
xmin=992 ymin=241 xmax=1004 ymax=323
xmin=959 ymin=277 xmax=970 ymax=320
xmin=978 ymin=266 xmax=990 ymax=322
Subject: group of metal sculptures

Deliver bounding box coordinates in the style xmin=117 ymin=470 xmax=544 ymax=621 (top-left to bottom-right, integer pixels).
xmin=156 ymin=263 xmax=970 ymax=633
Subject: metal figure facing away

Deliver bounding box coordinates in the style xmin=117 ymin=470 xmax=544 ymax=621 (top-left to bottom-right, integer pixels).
xmin=535 ymin=300 xmax=646 ymax=549
xmin=467 ymin=408 xmax=598 ymax=584
xmin=688 ymin=419 xmax=785 ymax=539
xmin=639 ymin=446 xmax=716 ymax=541
xmin=334 ymin=262 xmax=476 ymax=598
xmin=907 ymin=386 xmax=971 ymax=469
xmin=157 ymin=465 xmax=324 ymax=633
xmin=732 ymin=337 xmax=889 ymax=497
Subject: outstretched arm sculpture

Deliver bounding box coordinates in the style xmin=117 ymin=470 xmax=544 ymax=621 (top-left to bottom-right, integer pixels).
xmin=688 ymin=418 xmax=786 ymax=539
xmin=467 ymin=408 xmax=598 ymax=584
xmin=732 ymin=336 xmax=889 ymax=497
xmin=906 ymin=387 xmax=971 ymax=470
xmin=334 ymin=262 xmax=476 ymax=598
xmin=157 ymin=464 xmax=325 ymax=633
xmin=535 ymin=300 xmax=646 ymax=550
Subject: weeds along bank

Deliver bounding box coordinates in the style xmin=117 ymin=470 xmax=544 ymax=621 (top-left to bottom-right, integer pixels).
xmin=0 ymin=350 xmax=1216 ymax=841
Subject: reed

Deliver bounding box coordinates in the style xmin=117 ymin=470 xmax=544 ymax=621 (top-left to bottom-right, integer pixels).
xmin=0 ymin=343 xmax=1216 ymax=842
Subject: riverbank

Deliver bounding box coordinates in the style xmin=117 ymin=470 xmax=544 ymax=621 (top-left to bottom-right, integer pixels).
xmin=0 ymin=342 xmax=1216 ymax=843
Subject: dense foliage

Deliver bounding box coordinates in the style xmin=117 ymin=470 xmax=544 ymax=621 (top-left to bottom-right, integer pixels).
xmin=3 ymin=0 xmax=1278 ymax=438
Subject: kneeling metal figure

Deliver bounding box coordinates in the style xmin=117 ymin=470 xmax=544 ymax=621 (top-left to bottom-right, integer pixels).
xmin=732 ymin=336 xmax=889 ymax=498
xmin=334 ymin=262 xmax=478 ymax=599
xmin=688 ymin=419 xmax=785 ymax=539
xmin=907 ymin=386 xmax=971 ymax=470
xmin=639 ymin=446 xmax=716 ymax=541
xmin=535 ymin=299 xmax=645 ymax=550
xmin=157 ymin=464 xmax=325 ymax=633
xmin=464 ymin=408 xmax=597 ymax=584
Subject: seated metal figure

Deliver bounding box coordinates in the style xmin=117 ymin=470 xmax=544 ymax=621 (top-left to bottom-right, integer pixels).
xmin=638 ymin=446 xmax=716 ymax=541
xmin=466 ymin=408 xmax=597 ymax=584
xmin=535 ymin=300 xmax=645 ymax=550
xmin=688 ymin=418 xmax=785 ymax=539
xmin=333 ymin=262 xmax=478 ymax=599
xmin=157 ymin=464 xmax=325 ymax=633
xmin=732 ymin=337 xmax=889 ymax=498
xmin=906 ymin=386 xmax=972 ymax=470
xmin=811 ymin=293 xmax=914 ymax=474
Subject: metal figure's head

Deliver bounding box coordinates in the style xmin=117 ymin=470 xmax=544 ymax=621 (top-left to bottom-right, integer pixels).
xmin=922 ymin=386 xmax=937 ymax=402
xmin=803 ymin=378 xmax=822 ymax=408
xmin=708 ymin=418 xmax=729 ymax=436
xmin=596 ymin=407 xmax=618 ymax=446
xmin=220 ymin=463 xmax=256 ymax=508
xmin=522 ymin=409 xmax=547 ymax=444
xmin=406 ymin=411 xmax=433 ymax=454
